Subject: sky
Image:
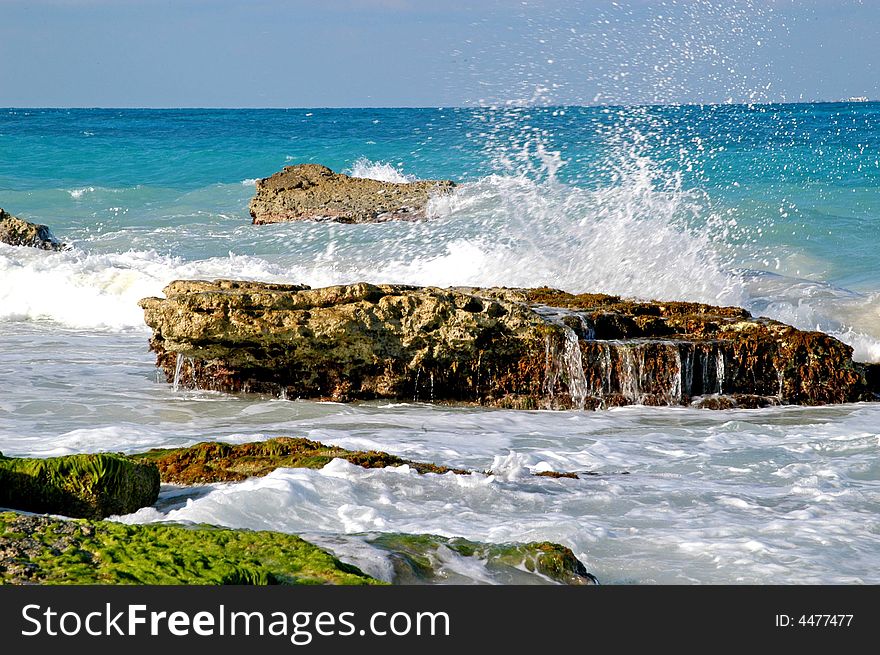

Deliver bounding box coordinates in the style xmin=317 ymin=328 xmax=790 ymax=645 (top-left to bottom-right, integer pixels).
xmin=0 ymin=0 xmax=877 ymax=107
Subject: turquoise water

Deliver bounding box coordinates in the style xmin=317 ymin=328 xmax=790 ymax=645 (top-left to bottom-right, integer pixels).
xmin=2 ymin=105 xmax=878 ymax=353
xmin=1 ymin=105 xmax=879 ymax=584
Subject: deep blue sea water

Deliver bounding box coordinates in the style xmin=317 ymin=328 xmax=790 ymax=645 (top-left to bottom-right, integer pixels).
xmin=1 ymin=105 xmax=878 ymax=584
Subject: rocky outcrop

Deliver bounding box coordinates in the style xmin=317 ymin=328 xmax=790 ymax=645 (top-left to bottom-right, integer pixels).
xmin=133 ymin=437 xmax=467 ymax=484
xmin=0 ymin=452 xmax=159 ymax=519
xmin=139 ymin=280 xmax=879 ymax=410
xmin=0 ymin=512 xmax=379 ymax=585
xmin=0 ymin=208 xmax=66 ymax=250
xmin=248 ymin=164 xmax=455 ymax=224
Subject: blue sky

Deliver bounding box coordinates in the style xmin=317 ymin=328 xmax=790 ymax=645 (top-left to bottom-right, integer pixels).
xmin=0 ymin=0 xmax=876 ymax=107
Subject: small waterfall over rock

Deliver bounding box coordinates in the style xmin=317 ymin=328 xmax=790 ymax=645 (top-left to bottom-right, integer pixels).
xmin=536 ymin=306 xmax=593 ymax=409
xmin=171 ymin=353 xmax=198 ymax=393
xmin=172 ymin=353 xmax=184 ymax=392
xmin=536 ymin=304 xmax=735 ymax=409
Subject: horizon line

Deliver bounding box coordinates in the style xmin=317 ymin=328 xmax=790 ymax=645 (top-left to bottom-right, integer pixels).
xmin=2 ymin=99 xmax=876 ymax=111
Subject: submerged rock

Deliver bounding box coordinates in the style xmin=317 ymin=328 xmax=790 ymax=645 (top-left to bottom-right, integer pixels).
xmin=0 ymin=453 xmax=159 ymax=519
xmin=139 ymin=280 xmax=878 ymax=409
xmin=0 ymin=512 xmax=379 ymax=585
xmin=132 ymin=437 xmax=586 ymax=483
xmin=133 ymin=437 xmax=466 ymax=484
xmin=248 ymin=164 xmax=455 ymax=224
xmin=361 ymin=533 xmax=597 ymax=585
xmin=0 ymin=208 xmax=66 ymax=250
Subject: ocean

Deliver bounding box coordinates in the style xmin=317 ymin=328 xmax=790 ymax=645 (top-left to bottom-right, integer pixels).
xmin=1 ymin=105 xmax=878 ymax=584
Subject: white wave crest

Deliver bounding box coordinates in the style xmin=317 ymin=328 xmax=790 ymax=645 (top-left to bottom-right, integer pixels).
xmin=67 ymin=186 xmax=96 ymax=199
xmin=348 ymin=157 xmax=418 ymax=183
xmin=0 ymin=246 xmax=294 ymax=330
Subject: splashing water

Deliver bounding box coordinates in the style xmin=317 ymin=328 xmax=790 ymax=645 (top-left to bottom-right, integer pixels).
xmin=347 ymin=157 xmax=418 ymax=183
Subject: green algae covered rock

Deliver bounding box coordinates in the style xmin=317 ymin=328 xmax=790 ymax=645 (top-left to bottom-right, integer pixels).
xmin=365 ymin=533 xmax=597 ymax=586
xmin=0 ymin=512 xmax=380 ymax=585
xmin=132 ymin=436 xmax=465 ymax=485
xmin=0 ymin=453 xmax=159 ymax=519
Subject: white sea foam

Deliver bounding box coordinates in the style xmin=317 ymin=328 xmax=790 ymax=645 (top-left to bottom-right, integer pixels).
xmin=3 ymin=315 xmax=878 ymax=585
xmin=348 ymin=157 xmax=418 ymax=183
xmin=67 ymin=186 xmax=96 ymax=199
xmin=0 ymin=245 xmax=292 ymax=330
xmin=113 ymin=401 xmax=880 ymax=584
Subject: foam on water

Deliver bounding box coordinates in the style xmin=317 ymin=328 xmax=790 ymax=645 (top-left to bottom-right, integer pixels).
xmin=67 ymin=186 xmax=96 ymax=199
xmin=0 ymin=245 xmax=292 ymax=329
xmin=2 ymin=319 xmax=878 ymax=584
xmin=115 ymin=401 xmax=880 ymax=584
xmin=347 ymin=157 xmax=418 ymax=183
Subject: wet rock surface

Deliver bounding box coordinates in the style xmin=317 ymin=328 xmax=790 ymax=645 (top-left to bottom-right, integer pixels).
xmin=360 ymin=533 xmax=598 ymax=585
xmin=0 ymin=512 xmax=597 ymax=586
xmin=0 ymin=208 xmax=66 ymax=250
xmin=133 ymin=437 xmax=467 ymax=484
xmin=132 ymin=437 xmax=591 ymax=484
xmin=248 ymin=164 xmax=456 ymax=224
xmin=140 ymin=280 xmax=879 ymax=410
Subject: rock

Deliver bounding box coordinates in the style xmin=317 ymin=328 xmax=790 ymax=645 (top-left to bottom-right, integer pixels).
xmin=133 ymin=437 xmax=467 ymax=485
xmin=248 ymin=164 xmax=456 ymax=224
xmin=0 ymin=453 xmax=159 ymax=519
xmin=139 ymin=280 xmax=878 ymax=409
xmin=362 ymin=533 xmax=597 ymax=585
xmin=0 ymin=511 xmax=380 ymax=585
xmin=691 ymin=394 xmax=780 ymax=410
xmin=0 ymin=208 xmax=66 ymax=251
xmin=132 ymin=437 xmax=587 ymax=483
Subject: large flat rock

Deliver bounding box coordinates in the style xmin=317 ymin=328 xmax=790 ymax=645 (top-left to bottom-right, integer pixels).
xmin=248 ymin=164 xmax=456 ymax=224
xmin=139 ymin=280 xmax=879 ymax=409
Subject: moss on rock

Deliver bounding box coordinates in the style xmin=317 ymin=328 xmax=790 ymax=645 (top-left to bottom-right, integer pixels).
xmin=132 ymin=437 xmax=466 ymax=485
xmin=0 ymin=453 xmax=159 ymax=519
xmin=365 ymin=533 xmax=597 ymax=585
xmin=0 ymin=512 xmax=379 ymax=585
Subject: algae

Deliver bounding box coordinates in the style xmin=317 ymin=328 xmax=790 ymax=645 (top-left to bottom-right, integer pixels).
xmin=0 ymin=512 xmax=380 ymax=585
xmin=132 ymin=437 xmax=466 ymax=485
xmin=365 ymin=533 xmax=597 ymax=585
xmin=0 ymin=453 xmax=159 ymax=519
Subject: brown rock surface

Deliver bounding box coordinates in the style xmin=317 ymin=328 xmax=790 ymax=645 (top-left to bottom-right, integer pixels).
xmin=139 ymin=280 xmax=879 ymax=409
xmin=0 ymin=208 xmax=66 ymax=251
xmin=132 ymin=437 xmax=466 ymax=485
xmin=248 ymin=164 xmax=456 ymax=224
